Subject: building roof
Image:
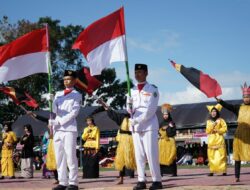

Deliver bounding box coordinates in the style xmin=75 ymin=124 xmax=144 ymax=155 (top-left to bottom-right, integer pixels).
xmin=12 ymin=100 xmax=241 ymax=137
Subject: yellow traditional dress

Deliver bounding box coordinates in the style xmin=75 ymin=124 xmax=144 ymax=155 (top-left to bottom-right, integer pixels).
xmin=233 ymin=105 xmax=250 ymax=161
xmin=82 ymin=125 xmax=100 ymax=178
xmin=219 ymin=100 xmax=250 ymax=161
xmin=206 ymin=118 xmax=227 ymax=173
xmin=158 ymin=127 xmax=177 ymax=166
xmin=1 ymin=131 xmax=17 ymax=177
xmin=219 ymin=84 xmax=250 ymax=180
xmin=115 ymin=117 xmax=136 ymax=171
xmin=82 ymin=125 xmax=100 ymax=150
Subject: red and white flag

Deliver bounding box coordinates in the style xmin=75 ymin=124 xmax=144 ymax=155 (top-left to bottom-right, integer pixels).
xmin=72 ymin=7 xmax=127 ymax=76
xmin=0 ymin=28 xmax=49 ymax=83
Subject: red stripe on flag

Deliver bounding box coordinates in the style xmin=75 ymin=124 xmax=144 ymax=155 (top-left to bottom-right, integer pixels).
xmin=0 ymin=28 xmax=47 ymax=67
xmin=200 ymin=72 xmax=222 ymax=98
xmin=72 ymin=7 xmax=125 ymax=57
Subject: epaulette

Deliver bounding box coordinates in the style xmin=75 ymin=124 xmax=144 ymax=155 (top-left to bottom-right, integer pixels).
xmin=152 ymin=84 xmax=158 ymax=88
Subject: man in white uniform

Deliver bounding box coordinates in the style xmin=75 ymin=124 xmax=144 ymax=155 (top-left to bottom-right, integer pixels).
xmin=49 ymin=70 xmax=82 ymax=190
xmin=127 ymin=64 xmax=162 ymax=190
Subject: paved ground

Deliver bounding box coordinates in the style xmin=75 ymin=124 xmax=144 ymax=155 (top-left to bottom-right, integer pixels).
xmin=0 ymin=167 xmax=250 ymax=189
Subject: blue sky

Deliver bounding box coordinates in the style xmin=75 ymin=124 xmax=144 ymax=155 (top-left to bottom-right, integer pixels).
xmin=1 ymin=0 xmax=250 ymax=105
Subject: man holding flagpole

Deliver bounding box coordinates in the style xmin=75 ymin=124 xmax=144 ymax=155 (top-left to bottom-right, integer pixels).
xmin=49 ymin=70 xmax=82 ymax=190
xmin=127 ymin=64 xmax=162 ymax=190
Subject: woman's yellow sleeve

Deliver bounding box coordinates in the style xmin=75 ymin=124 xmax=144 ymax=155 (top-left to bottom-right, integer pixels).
xmin=12 ymin=132 xmax=18 ymax=143
xmin=82 ymin=128 xmax=88 ymax=141
xmin=115 ymin=130 xmax=120 ymax=142
xmin=96 ymin=127 xmax=100 ymax=150
xmin=205 ymin=120 xmax=214 ymax=134
xmin=217 ymin=119 xmax=227 ymax=135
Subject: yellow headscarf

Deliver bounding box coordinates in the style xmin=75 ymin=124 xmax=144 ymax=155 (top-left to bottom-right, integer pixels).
xmin=206 ymin=103 xmax=222 ymax=113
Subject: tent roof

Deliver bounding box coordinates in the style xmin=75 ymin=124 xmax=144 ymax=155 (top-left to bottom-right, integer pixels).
xmin=12 ymin=100 xmax=241 ymax=137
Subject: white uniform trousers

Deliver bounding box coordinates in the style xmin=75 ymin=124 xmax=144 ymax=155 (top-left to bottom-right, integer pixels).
xmin=54 ymin=131 xmax=78 ymax=186
xmin=132 ymin=130 xmax=162 ymax=182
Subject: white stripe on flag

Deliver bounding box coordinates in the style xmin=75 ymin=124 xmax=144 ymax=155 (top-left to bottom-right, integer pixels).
xmin=0 ymin=52 xmax=49 ymax=83
xmin=86 ymin=35 xmax=127 ymax=76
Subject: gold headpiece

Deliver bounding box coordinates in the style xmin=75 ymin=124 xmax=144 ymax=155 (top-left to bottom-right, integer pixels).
xmin=241 ymin=82 xmax=250 ymax=96
xmin=206 ymin=104 xmax=222 ymax=113
xmin=161 ymin=103 xmax=172 ymax=114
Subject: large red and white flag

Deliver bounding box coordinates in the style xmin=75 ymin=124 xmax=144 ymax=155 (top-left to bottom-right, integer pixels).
xmin=72 ymin=7 xmax=127 ymax=76
xmin=0 ymin=28 xmax=49 ymax=83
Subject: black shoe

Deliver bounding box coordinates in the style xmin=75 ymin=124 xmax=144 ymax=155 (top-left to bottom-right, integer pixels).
xmin=66 ymin=185 xmax=79 ymax=190
xmin=52 ymin=185 xmax=67 ymax=190
xmin=133 ymin=182 xmax=146 ymax=190
xmin=208 ymin=173 xmax=213 ymax=176
xmin=0 ymin=176 xmax=4 ymax=180
xmin=10 ymin=176 xmax=15 ymax=179
xmin=149 ymin=182 xmax=163 ymax=190
xmin=222 ymin=173 xmax=227 ymax=176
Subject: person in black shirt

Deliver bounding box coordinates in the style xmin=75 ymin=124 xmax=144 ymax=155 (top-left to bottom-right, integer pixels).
xmin=20 ymin=124 xmax=34 ymax=178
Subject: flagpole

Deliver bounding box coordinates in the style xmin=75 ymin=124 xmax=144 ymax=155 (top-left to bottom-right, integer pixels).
xmin=19 ymin=104 xmax=39 ymax=121
xmin=45 ymin=24 xmax=53 ymax=114
xmin=122 ymin=7 xmax=134 ymax=132
xmin=123 ymin=7 xmax=131 ymax=97
xmin=45 ymin=23 xmax=54 ymax=137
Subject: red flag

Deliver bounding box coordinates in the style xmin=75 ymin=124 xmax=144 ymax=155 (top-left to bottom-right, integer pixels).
xmin=75 ymin=67 xmax=102 ymax=95
xmin=170 ymin=60 xmax=222 ymax=98
xmin=0 ymin=28 xmax=49 ymax=83
xmin=0 ymin=86 xmax=39 ymax=108
xmin=72 ymin=7 xmax=127 ymax=76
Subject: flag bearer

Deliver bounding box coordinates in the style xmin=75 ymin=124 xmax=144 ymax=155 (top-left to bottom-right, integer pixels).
xmin=127 ymin=64 xmax=162 ymax=190
xmin=49 ymin=70 xmax=82 ymax=190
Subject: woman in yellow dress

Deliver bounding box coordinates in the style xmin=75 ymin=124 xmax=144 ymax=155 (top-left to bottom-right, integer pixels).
xmin=96 ymin=98 xmax=136 ymax=184
xmin=206 ymin=104 xmax=227 ymax=176
xmin=82 ymin=116 xmax=100 ymax=178
xmin=158 ymin=103 xmax=177 ymax=176
xmin=0 ymin=122 xmax=17 ymax=179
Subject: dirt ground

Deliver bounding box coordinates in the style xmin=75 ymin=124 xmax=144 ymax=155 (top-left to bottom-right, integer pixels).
xmin=0 ymin=167 xmax=250 ymax=190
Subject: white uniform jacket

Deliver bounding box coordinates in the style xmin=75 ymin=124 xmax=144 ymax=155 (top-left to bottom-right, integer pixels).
xmin=52 ymin=89 xmax=82 ymax=132
xmin=127 ymin=82 xmax=159 ymax=132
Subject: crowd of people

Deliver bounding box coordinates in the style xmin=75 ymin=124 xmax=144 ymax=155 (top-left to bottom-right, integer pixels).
xmin=0 ymin=64 xmax=250 ymax=190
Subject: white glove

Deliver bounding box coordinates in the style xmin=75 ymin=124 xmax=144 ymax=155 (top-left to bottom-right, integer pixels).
xmin=48 ymin=119 xmax=59 ymax=126
xmin=127 ymin=97 xmax=134 ymax=114
xmin=169 ymin=123 xmax=174 ymax=128
xmin=48 ymin=93 xmax=54 ymax=101
xmin=129 ymin=118 xmax=137 ymax=126
xmin=127 ymin=96 xmax=133 ymax=104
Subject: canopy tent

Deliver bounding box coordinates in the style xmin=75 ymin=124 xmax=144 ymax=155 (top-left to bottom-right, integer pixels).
xmin=12 ymin=100 xmax=240 ymax=137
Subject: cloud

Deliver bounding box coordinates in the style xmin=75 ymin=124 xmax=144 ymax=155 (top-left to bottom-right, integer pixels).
xmin=215 ymin=71 xmax=250 ymax=86
xmin=127 ymin=30 xmax=180 ymax=52
xmin=113 ymin=66 xmax=247 ymax=105
xmin=159 ymin=85 xmax=242 ymax=105
xmin=147 ymin=68 xmax=248 ymax=105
